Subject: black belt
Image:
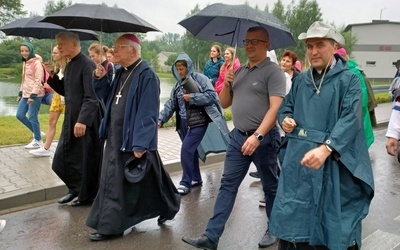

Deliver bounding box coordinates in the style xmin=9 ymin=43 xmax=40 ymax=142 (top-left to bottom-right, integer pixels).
xmin=238 ymin=129 xmax=255 ymax=136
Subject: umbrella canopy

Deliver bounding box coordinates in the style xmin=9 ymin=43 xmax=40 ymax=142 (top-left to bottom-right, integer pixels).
xmin=40 ymin=4 xmax=160 ymax=33
xmin=178 ymin=3 xmax=295 ymax=50
xmin=0 ymin=16 xmax=99 ymax=41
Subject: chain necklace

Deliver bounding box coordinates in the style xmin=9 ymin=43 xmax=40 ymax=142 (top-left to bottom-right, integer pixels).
xmin=115 ymin=60 xmax=142 ymax=104
xmin=309 ymin=56 xmax=332 ymax=95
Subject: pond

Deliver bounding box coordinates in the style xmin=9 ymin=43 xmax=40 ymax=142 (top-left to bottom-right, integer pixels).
xmin=0 ymin=77 xmax=176 ymax=116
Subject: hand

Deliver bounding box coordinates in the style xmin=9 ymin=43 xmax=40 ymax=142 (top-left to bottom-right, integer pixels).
xmin=241 ymin=135 xmax=260 ymax=156
xmin=386 ymin=137 xmax=399 ymax=156
xmin=94 ymin=64 xmax=106 ymax=78
xmin=134 ymin=151 xmax=146 ymax=158
xmin=43 ymin=61 xmax=54 ymax=75
xmin=224 ymin=70 xmax=234 ymax=87
xmin=183 ymin=94 xmax=190 ymax=102
xmin=282 ymin=117 xmax=297 ymax=133
xmin=74 ymin=122 xmax=87 ymax=138
xmin=300 ymin=145 xmax=331 ymax=169
xmin=16 ymin=96 xmax=21 ymax=102
xmin=27 ymin=98 xmax=34 ymax=104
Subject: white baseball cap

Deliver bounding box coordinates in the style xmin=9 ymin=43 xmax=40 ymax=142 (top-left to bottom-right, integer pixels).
xmin=298 ymin=21 xmax=345 ymax=47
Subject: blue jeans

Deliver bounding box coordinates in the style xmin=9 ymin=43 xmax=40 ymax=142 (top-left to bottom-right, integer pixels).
xmin=180 ymin=122 xmax=208 ymax=188
xmin=41 ymin=92 xmax=53 ymax=105
xmin=16 ymin=97 xmax=43 ymax=141
xmin=205 ymin=127 xmax=280 ymax=244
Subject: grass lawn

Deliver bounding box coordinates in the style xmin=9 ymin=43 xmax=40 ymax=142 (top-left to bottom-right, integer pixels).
xmin=0 ymin=107 xmax=64 ymax=146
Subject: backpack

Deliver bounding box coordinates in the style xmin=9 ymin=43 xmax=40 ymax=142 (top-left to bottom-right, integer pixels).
xmin=31 ymin=62 xmax=52 ymax=93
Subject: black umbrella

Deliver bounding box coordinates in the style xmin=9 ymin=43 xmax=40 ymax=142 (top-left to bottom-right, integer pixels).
xmin=178 ymin=3 xmax=295 ymax=50
xmin=40 ymin=4 xmax=160 ymax=33
xmin=0 ymin=16 xmax=99 ymax=41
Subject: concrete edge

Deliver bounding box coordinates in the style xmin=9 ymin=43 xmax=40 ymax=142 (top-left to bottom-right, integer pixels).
xmin=0 ymin=153 xmax=226 ymax=213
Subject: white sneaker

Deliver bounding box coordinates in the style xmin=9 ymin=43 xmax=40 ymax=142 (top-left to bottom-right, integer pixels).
xmin=0 ymin=219 xmax=6 ymax=234
xmin=25 ymin=139 xmax=43 ymax=149
xmin=29 ymin=146 xmax=51 ymax=157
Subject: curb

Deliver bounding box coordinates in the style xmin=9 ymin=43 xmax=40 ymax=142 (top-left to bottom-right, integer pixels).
xmin=0 ymin=152 xmax=226 ymax=213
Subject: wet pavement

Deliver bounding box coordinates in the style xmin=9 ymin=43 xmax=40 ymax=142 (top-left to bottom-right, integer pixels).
xmin=0 ymin=102 xmax=398 ymax=249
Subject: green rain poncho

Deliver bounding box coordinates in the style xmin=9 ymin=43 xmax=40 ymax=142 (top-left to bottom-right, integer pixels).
xmin=270 ymin=56 xmax=374 ymax=250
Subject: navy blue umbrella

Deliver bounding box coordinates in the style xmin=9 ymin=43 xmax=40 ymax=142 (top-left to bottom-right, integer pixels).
xmin=178 ymin=3 xmax=295 ymax=50
xmin=0 ymin=16 xmax=99 ymax=40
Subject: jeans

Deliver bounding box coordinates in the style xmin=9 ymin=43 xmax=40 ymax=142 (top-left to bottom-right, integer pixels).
xmin=180 ymin=121 xmax=208 ymax=187
xmin=205 ymin=127 xmax=280 ymax=244
xmin=41 ymin=92 xmax=53 ymax=105
xmin=16 ymin=97 xmax=43 ymax=141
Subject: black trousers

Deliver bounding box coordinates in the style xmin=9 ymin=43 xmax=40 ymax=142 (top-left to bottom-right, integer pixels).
xmin=279 ymin=239 xmax=358 ymax=250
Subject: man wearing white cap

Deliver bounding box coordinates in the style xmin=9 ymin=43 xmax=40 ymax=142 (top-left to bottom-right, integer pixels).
xmin=269 ymin=21 xmax=374 ymax=249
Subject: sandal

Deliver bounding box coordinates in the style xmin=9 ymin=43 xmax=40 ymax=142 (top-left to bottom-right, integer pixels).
xmin=177 ymin=185 xmax=191 ymax=195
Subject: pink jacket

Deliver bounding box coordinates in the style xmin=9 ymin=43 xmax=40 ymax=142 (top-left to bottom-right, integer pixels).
xmin=214 ymin=57 xmax=241 ymax=94
xmin=20 ymin=56 xmax=45 ymax=98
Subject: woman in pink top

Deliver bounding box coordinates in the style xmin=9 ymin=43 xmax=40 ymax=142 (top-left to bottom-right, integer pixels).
xmin=214 ymin=47 xmax=240 ymax=94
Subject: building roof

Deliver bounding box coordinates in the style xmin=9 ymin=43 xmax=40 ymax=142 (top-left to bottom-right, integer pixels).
xmin=345 ymin=20 xmax=400 ymax=32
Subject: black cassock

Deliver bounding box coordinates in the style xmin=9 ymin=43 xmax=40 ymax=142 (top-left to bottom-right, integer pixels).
xmin=86 ymin=61 xmax=180 ymax=235
xmin=47 ymin=52 xmax=102 ymax=201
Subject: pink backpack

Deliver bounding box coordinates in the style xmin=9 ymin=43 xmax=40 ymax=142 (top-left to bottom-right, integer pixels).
xmin=31 ymin=62 xmax=52 ymax=93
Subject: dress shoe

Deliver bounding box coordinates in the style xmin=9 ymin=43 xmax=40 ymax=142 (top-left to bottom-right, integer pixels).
xmin=58 ymin=193 xmax=78 ymax=204
xmin=182 ymin=235 xmax=218 ymax=250
xmin=89 ymin=232 xmax=123 ymax=241
xmin=71 ymin=199 xmax=93 ymax=207
xmin=258 ymin=230 xmax=277 ymax=248
xmin=191 ymin=180 xmax=203 ymax=188
xmin=157 ymin=216 xmax=167 ymax=224
xmin=249 ymin=171 xmax=260 ymax=178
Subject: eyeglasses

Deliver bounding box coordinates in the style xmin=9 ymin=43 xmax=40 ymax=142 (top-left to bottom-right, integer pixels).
xmin=243 ymin=39 xmax=269 ymax=46
xmin=111 ymin=44 xmax=133 ymax=50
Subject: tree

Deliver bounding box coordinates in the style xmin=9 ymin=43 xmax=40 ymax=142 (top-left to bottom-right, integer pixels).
xmin=165 ymin=53 xmax=179 ymax=67
xmin=44 ymin=0 xmax=72 ymax=16
xmin=0 ymin=0 xmax=26 ymax=27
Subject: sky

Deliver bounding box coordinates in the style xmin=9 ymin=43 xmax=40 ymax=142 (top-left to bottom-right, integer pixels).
xmin=20 ymin=0 xmax=400 ymax=40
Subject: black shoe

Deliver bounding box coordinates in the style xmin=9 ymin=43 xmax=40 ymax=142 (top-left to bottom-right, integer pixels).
xmin=58 ymin=193 xmax=78 ymax=204
xmin=71 ymin=199 xmax=93 ymax=207
xmin=249 ymin=171 xmax=260 ymax=179
xmin=182 ymin=235 xmax=217 ymax=250
xmin=191 ymin=180 xmax=203 ymax=188
xmin=157 ymin=216 xmax=167 ymax=224
xmin=258 ymin=230 xmax=277 ymax=248
xmin=89 ymin=232 xmax=123 ymax=241
xmin=177 ymin=186 xmax=191 ymax=195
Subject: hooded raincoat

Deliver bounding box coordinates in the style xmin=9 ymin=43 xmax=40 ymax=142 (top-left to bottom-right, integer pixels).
xmin=159 ymin=53 xmax=230 ymax=162
xmin=20 ymin=42 xmax=45 ymax=99
xmin=270 ymin=56 xmax=374 ymax=250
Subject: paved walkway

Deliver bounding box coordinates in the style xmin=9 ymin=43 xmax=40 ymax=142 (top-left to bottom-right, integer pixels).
xmin=0 ymin=103 xmax=393 ymax=213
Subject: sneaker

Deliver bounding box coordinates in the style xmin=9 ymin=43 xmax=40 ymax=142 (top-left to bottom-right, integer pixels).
xmin=177 ymin=185 xmax=191 ymax=195
xmin=0 ymin=220 xmax=6 ymax=234
xmin=29 ymin=147 xmax=51 ymax=157
xmin=258 ymin=230 xmax=277 ymax=248
xmin=259 ymin=198 xmax=266 ymax=207
xmin=191 ymin=180 xmax=203 ymax=187
xmin=25 ymin=139 xmax=43 ymax=149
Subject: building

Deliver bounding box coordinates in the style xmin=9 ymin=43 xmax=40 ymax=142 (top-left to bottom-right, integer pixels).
xmin=345 ymin=20 xmax=400 ymax=81
xmin=157 ymin=51 xmax=177 ymax=72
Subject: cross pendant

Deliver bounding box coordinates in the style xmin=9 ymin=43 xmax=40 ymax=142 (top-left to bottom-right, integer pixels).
xmin=115 ymin=91 xmax=122 ymax=104
xmin=316 ymin=90 xmax=320 ymax=95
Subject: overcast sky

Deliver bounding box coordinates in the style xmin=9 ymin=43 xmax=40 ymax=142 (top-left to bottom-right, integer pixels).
xmin=20 ymin=0 xmax=400 ymax=40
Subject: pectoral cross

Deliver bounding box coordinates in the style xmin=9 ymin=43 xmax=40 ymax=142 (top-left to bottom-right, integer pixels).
xmin=115 ymin=91 xmax=122 ymax=104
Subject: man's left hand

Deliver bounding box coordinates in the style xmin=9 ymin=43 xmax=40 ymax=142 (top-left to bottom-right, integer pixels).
xmin=183 ymin=94 xmax=190 ymax=102
xmin=386 ymin=137 xmax=399 ymax=156
xmin=74 ymin=122 xmax=86 ymax=138
xmin=134 ymin=151 xmax=146 ymax=158
xmin=241 ymin=135 xmax=260 ymax=156
xmin=300 ymin=145 xmax=331 ymax=169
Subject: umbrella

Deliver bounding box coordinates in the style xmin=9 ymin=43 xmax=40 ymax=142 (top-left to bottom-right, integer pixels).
xmin=0 ymin=16 xmax=99 ymax=41
xmin=40 ymin=4 xmax=160 ymax=33
xmin=178 ymin=3 xmax=295 ymax=50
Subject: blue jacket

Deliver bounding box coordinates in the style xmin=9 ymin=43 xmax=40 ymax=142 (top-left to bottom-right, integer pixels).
xmin=270 ymin=55 xmax=374 ymax=249
xmin=94 ymin=59 xmax=160 ymax=153
xmin=203 ymin=57 xmax=224 ymax=86
xmin=159 ymin=53 xmax=230 ymax=162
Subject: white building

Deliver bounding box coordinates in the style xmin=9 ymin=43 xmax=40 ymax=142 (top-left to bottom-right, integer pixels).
xmin=345 ymin=20 xmax=400 ymax=80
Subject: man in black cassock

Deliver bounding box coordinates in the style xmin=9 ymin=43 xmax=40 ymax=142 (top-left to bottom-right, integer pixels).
xmin=86 ymin=34 xmax=180 ymax=241
xmin=44 ymin=31 xmax=102 ymax=206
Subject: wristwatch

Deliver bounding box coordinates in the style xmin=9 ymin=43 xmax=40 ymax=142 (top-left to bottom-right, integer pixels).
xmin=253 ymin=132 xmax=264 ymax=142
